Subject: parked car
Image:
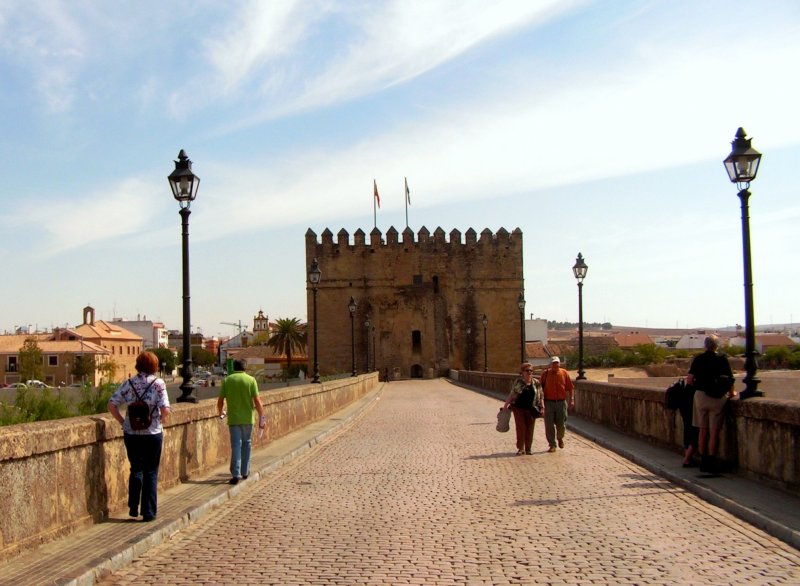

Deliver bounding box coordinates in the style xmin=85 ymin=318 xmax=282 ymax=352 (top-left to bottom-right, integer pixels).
xmin=7 ymin=382 xmax=28 ymax=389
xmin=26 ymin=380 xmax=54 ymax=389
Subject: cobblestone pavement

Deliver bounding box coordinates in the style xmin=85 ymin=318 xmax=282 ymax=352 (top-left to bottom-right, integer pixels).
xmin=98 ymin=379 xmax=800 ymax=585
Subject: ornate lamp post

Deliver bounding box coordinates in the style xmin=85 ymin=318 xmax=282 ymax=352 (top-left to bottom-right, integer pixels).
xmin=364 ymin=316 xmax=371 ymax=372
xmin=308 ymin=258 xmax=321 ymax=383
xmin=517 ymin=293 xmax=526 ymax=364
xmin=482 ymin=314 xmax=489 ymax=372
xmin=572 ymin=253 xmax=588 ymax=381
xmin=348 ymin=297 xmax=357 ymax=377
xmin=168 ymin=149 xmax=200 ymax=403
xmin=724 ymin=127 xmax=763 ymax=399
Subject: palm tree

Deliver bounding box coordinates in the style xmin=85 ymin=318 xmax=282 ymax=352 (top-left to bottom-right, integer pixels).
xmin=267 ymin=318 xmax=307 ymax=372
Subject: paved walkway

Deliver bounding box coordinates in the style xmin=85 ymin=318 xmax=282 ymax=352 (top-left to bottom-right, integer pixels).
xmin=2 ymin=379 xmax=799 ymax=585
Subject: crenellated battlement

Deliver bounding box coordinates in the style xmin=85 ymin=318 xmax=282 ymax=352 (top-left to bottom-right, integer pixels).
xmin=304 ymin=224 xmax=524 ymax=377
xmin=305 ymin=225 xmax=522 ymax=250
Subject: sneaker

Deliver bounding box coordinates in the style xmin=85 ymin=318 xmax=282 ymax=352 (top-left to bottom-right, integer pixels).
xmin=525 ymin=451 xmax=532 ymax=455
xmin=558 ymin=439 xmax=564 ymax=449
xmin=242 ymin=475 xmax=249 ymax=480
xmin=548 ymin=446 xmax=557 ymax=453
xmin=229 ymin=477 xmax=240 ymax=485
xmin=516 ymin=449 xmax=524 ymax=456
xmin=141 ymin=515 xmax=156 ymax=522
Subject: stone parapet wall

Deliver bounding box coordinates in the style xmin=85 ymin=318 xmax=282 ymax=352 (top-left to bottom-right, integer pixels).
xmin=0 ymin=373 xmax=379 ymax=561
xmin=450 ymin=371 xmax=799 ymax=496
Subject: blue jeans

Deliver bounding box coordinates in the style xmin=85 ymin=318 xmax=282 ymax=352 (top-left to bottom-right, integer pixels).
xmin=123 ymin=432 xmax=163 ymax=519
xmin=228 ymin=424 xmax=253 ymax=478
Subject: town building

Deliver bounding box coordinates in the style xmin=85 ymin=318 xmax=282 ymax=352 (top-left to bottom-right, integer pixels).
xmin=71 ymin=306 xmax=142 ymax=382
xmin=0 ymin=331 xmax=108 ymax=387
xmin=110 ymin=316 xmax=168 ymax=349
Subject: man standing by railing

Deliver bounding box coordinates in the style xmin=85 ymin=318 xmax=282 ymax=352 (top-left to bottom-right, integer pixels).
xmin=541 ymin=357 xmax=575 ymax=453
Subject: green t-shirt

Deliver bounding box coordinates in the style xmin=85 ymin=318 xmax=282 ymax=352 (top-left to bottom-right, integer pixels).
xmin=219 ymin=371 xmax=259 ymax=425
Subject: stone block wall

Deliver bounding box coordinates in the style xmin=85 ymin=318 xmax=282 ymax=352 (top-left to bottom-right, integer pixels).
xmin=451 ymin=371 xmax=800 ymax=496
xmin=305 ymin=226 xmax=524 ymax=379
xmin=0 ymin=373 xmax=378 ymax=561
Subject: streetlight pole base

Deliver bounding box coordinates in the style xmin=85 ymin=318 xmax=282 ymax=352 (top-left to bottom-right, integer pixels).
xmin=739 ymin=379 xmax=763 ymax=400
xmin=176 ymin=381 xmax=197 ymax=403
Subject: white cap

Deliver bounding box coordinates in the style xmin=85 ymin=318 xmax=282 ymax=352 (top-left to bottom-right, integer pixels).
xmin=550 ymin=356 xmax=560 ymax=363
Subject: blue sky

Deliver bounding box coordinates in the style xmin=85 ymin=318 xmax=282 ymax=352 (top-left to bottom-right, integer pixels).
xmin=1 ymin=0 xmax=799 ymax=338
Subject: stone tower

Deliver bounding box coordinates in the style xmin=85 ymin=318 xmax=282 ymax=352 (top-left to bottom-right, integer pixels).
xmin=305 ymin=225 xmax=524 ymax=379
xmin=253 ymin=310 xmax=269 ymax=334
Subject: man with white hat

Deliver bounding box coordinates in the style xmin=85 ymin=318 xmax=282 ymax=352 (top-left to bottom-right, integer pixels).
xmin=540 ymin=356 xmax=575 ymax=453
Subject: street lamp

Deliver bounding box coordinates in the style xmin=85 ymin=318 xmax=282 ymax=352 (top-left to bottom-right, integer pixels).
xmin=573 ymin=253 xmax=588 ymax=381
xmin=308 ymin=258 xmax=321 ymax=383
xmin=724 ymin=127 xmax=763 ymax=399
xmin=348 ymin=297 xmax=357 ymax=377
xmin=482 ymin=314 xmax=489 ymax=372
xmin=168 ymin=149 xmax=200 ymax=403
xmin=517 ymin=293 xmax=526 ymax=364
xmin=364 ymin=316 xmax=371 ymax=372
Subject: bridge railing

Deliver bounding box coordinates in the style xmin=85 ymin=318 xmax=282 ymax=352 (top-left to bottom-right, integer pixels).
xmin=0 ymin=372 xmax=379 ymax=562
xmin=450 ymin=370 xmax=799 ymax=497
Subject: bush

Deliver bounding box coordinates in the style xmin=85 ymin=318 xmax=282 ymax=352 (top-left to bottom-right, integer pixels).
xmin=723 ymin=345 xmax=745 ymax=357
xmin=5 ymin=387 xmax=74 ymax=424
xmin=76 ymin=383 xmax=117 ymax=416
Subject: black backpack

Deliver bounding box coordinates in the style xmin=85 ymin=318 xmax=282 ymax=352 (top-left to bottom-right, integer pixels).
xmin=664 ymin=379 xmax=684 ymax=411
xmin=127 ymin=379 xmax=157 ymax=431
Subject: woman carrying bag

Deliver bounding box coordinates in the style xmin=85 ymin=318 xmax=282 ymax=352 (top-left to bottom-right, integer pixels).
xmin=502 ymin=362 xmax=544 ymax=455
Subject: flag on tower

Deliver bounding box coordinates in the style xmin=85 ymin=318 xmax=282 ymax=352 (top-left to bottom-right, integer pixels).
xmin=373 ymin=179 xmax=380 ymax=208
xmin=405 ymin=177 xmax=411 ymax=205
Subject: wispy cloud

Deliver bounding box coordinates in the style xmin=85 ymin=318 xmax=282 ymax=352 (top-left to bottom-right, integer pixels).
xmin=198 ymin=0 xmax=577 ymax=130
xmin=203 ymin=0 xmax=324 ymax=95
xmin=1 ymin=177 xmax=168 ymax=257
xmin=0 ymin=0 xmax=88 ymax=113
xmin=6 ymin=1 xmax=800 ymax=261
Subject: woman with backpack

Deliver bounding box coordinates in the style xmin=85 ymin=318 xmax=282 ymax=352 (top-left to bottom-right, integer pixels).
xmin=108 ymin=351 xmax=171 ymax=521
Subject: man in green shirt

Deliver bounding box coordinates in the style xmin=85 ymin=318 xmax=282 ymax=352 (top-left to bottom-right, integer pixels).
xmin=217 ymin=359 xmax=266 ymax=484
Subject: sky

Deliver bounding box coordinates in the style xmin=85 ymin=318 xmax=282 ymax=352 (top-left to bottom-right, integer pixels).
xmin=1 ymin=0 xmax=799 ymax=339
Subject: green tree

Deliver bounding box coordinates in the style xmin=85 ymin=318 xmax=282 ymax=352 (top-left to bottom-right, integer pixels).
xmin=72 ymin=355 xmax=96 ymax=384
xmin=193 ymin=347 xmax=216 ymax=368
xmin=19 ymin=336 xmax=45 ymax=382
xmin=632 ymin=343 xmax=666 ymax=366
xmin=96 ymin=359 xmax=118 ymax=384
xmin=268 ymin=317 xmax=307 ymax=371
xmin=253 ymin=331 xmax=270 ymax=346
xmin=151 ymin=347 xmax=177 ymax=374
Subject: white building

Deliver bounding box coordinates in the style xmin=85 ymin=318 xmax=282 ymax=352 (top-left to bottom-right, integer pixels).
xmin=111 ymin=317 xmax=169 ymax=349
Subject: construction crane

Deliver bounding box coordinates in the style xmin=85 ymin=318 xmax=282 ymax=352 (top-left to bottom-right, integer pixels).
xmin=220 ymin=320 xmax=246 ymax=334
